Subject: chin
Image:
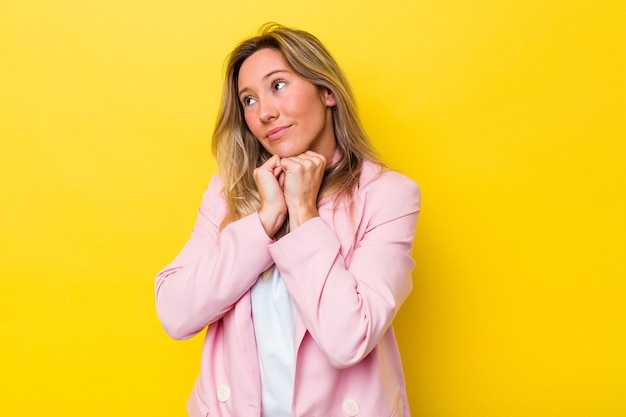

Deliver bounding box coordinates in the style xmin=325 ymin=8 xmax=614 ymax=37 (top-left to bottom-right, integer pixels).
xmin=274 ymin=147 xmax=307 ymax=158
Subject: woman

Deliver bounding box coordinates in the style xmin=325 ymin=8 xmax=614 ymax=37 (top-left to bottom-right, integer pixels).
xmin=155 ymin=23 xmax=421 ymax=417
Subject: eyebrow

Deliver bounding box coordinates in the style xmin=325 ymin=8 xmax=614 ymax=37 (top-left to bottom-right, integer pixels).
xmin=238 ymin=69 xmax=289 ymax=97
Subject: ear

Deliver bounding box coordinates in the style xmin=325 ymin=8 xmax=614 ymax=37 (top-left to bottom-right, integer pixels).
xmin=321 ymin=88 xmax=337 ymax=107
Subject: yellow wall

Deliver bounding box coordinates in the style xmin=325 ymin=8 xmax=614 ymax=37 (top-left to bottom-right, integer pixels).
xmin=1 ymin=1 xmax=624 ymax=416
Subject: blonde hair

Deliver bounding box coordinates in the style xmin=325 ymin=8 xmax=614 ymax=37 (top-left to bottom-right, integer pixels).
xmin=212 ymin=23 xmax=381 ymax=230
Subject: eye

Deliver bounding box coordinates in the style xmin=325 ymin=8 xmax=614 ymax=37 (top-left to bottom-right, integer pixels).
xmin=241 ymin=96 xmax=256 ymax=107
xmin=272 ymin=80 xmax=286 ymax=92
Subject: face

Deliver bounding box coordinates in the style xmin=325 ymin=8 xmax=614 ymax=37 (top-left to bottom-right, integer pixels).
xmin=237 ymin=48 xmax=337 ymax=160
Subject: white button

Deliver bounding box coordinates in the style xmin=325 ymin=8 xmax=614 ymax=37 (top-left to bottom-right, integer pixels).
xmin=343 ymin=399 xmax=359 ymax=416
xmin=216 ymin=384 xmax=231 ymax=402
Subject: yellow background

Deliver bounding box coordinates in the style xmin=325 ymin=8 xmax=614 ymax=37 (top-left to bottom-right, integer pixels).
xmin=2 ymin=1 xmax=624 ymax=416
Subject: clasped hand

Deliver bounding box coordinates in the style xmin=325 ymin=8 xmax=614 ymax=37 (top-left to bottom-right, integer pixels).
xmin=254 ymin=150 xmax=327 ymax=238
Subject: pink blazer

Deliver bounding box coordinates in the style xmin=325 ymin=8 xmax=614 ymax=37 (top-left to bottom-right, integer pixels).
xmin=155 ymin=160 xmax=421 ymax=417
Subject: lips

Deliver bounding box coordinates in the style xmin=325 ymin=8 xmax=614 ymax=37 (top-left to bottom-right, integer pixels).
xmin=266 ymin=126 xmax=290 ymax=140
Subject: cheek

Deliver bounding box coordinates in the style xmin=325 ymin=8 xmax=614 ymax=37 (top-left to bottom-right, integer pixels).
xmin=281 ymin=92 xmax=308 ymax=116
xmin=292 ymin=92 xmax=325 ymax=120
xmin=243 ymin=112 xmax=259 ymax=134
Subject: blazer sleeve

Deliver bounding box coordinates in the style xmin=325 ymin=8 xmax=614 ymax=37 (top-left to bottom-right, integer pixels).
xmin=155 ymin=175 xmax=275 ymax=340
xmin=269 ymin=172 xmax=421 ymax=368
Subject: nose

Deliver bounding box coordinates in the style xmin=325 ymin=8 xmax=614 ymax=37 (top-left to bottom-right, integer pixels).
xmin=258 ymin=97 xmax=278 ymax=123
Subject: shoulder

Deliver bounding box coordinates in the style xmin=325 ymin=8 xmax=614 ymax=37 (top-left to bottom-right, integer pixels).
xmin=198 ymin=174 xmax=228 ymax=219
xmin=358 ymin=160 xmax=421 ymax=209
xmin=203 ymin=174 xmax=225 ymax=200
xmin=208 ymin=173 xmax=225 ymax=191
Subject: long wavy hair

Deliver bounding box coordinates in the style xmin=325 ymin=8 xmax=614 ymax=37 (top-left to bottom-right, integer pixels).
xmin=212 ymin=23 xmax=381 ymax=231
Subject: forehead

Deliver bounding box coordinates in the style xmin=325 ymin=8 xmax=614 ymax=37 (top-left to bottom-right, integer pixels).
xmin=238 ymin=48 xmax=291 ymax=89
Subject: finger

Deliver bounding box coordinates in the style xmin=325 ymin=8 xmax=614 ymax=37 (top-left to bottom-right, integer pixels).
xmin=272 ymin=164 xmax=284 ymax=177
xmin=298 ymin=151 xmax=327 ymax=167
xmin=300 ymin=151 xmax=327 ymax=168
xmin=256 ymin=155 xmax=279 ymax=171
xmin=278 ymin=171 xmax=285 ymax=188
xmin=294 ymin=149 xmax=323 ymax=157
xmin=281 ymin=155 xmax=325 ymax=172
xmin=254 ymin=156 xmax=282 ymax=187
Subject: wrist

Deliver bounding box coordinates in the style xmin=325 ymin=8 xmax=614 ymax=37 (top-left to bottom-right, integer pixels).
xmin=287 ymin=205 xmax=318 ymax=230
xmin=258 ymin=209 xmax=287 ymax=238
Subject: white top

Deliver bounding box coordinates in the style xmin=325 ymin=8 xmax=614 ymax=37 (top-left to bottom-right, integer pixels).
xmin=250 ymin=267 xmax=297 ymax=417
